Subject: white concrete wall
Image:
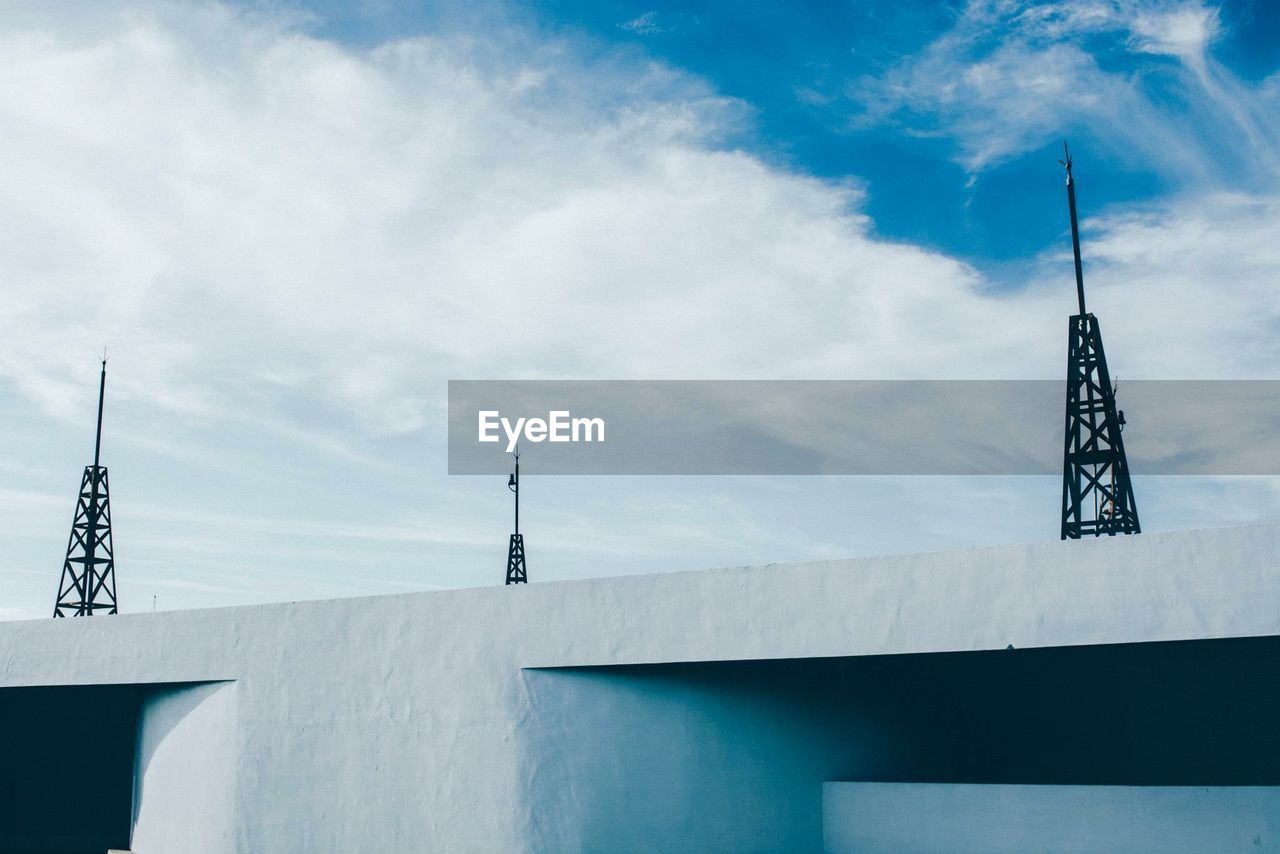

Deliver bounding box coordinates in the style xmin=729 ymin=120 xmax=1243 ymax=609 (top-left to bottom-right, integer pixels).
xmin=521 ymin=666 xmax=874 ymax=851
xmin=822 ymin=782 xmax=1280 ymax=853
xmin=0 ymin=522 xmax=1275 ymax=851
xmin=131 ymin=682 xmax=236 ymax=854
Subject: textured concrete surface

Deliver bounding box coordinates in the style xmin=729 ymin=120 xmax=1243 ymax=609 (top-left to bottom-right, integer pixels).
xmin=131 ymin=682 xmax=236 ymax=853
xmin=822 ymin=782 xmax=1280 ymax=853
xmin=522 ymin=635 xmax=1280 ymax=852
xmin=0 ymin=522 xmax=1276 ymax=852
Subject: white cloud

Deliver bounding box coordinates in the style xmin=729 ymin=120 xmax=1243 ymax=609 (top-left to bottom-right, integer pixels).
xmin=0 ymin=0 xmax=1050 ymax=438
xmin=4 ymin=0 xmax=1266 ymax=440
xmin=1072 ymin=193 xmax=1280 ymax=376
xmin=1128 ymin=4 xmax=1220 ymax=59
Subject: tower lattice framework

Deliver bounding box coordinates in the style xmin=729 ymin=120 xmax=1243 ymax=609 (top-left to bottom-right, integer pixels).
xmin=506 ymin=533 xmax=527 ymax=585
xmin=1061 ymin=313 xmax=1140 ymax=538
xmin=54 ymin=359 xmax=118 ymax=616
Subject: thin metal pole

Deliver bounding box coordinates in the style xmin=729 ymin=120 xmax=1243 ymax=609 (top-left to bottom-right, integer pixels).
xmin=93 ymin=358 xmax=106 ymax=469
xmin=84 ymin=358 xmax=107 ymax=613
xmin=1062 ymin=142 xmax=1087 ymax=316
xmin=504 ymin=446 xmax=527 ymax=584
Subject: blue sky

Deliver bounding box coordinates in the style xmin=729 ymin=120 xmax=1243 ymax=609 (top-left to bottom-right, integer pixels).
xmin=277 ymin=0 xmax=1280 ymax=263
xmin=0 ymin=0 xmax=1278 ymax=619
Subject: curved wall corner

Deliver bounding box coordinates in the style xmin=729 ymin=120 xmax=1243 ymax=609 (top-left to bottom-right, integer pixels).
xmin=130 ymin=681 xmax=237 ymax=854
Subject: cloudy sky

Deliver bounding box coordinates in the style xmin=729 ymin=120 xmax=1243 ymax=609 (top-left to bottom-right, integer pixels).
xmin=1 ymin=0 xmax=1278 ymax=620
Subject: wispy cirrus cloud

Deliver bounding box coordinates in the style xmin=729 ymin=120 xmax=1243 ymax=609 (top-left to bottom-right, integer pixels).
xmin=850 ymin=0 xmax=1279 ymax=183
xmin=619 ymin=10 xmax=700 ymax=37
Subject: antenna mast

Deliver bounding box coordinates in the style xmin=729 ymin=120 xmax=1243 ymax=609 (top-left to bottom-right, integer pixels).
xmin=1063 ymin=144 xmax=1087 ymax=316
xmin=54 ymin=356 xmax=120 ymax=616
xmin=1058 ymin=145 xmax=1141 ymax=539
xmin=505 ymin=446 xmax=527 ymax=584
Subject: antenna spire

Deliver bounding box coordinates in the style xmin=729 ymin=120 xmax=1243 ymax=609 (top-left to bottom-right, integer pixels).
xmin=1060 ymin=141 xmax=1087 ymax=316
xmin=93 ymin=352 xmax=107 ymax=469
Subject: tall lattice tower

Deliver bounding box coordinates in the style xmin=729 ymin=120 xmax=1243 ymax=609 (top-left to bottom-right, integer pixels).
xmin=54 ymin=359 xmax=119 ymax=616
xmin=505 ymin=447 xmax=527 ymax=584
xmin=1059 ymin=145 xmax=1141 ymax=539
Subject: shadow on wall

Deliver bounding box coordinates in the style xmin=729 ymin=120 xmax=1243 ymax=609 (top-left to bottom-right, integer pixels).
xmin=520 ymin=635 xmax=1280 ymax=854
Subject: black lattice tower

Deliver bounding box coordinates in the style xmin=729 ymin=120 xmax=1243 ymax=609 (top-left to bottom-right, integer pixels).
xmin=505 ymin=447 xmax=527 ymax=584
xmin=54 ymin=359 xmax=119 ymax=616
xmin=1059 ymin=145 xmax=1140 ymax=539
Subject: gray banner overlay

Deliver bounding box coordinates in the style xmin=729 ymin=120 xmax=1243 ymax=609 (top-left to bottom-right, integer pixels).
xmin=447 ymin=381 xmax=1280 ymax=475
